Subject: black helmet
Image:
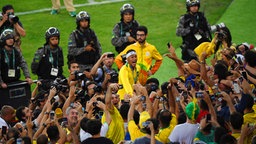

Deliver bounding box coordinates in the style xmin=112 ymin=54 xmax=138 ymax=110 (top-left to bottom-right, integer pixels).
xmin=76 ymin=11 xmax=90 ymax=23
xmin=45 ymin=27 xmax=60 ymax=42
xmin=0 ymin=29 xmax=14 ymax=42
xmin=186 ymin=0 xmax=200 ymax=10
xmin=120 ymin=3 xmax=134 ymax=16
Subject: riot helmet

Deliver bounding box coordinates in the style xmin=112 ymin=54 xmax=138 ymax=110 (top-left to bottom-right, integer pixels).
xmin=0 ymin=29 xmax=14 ymax=42
xmin=186 ymin=0 xmax=200 ymax=11
xmin=120 ymin=3 xmax=134 ymax=17
xmin=76 ymin=11 xmax=90 ymax=24
xmin=45 ymin=27 xmax=60 ymax=43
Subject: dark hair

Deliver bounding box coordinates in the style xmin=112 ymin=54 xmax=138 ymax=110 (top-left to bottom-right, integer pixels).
xmin=80 ymin=117 xmax=89 ymax=131
xmin=2 ymin=4 xmax=14 ymax=14
xmin=229 ymin=112 xmax=243 ymax=130
xmin=16 ymin=106 xmax=26 ymax=122
xmin=136 ymin=26 xmax=148 ymax=35
xmin=219 ymin=134 xmax=237 ymax=144
xmin=178 ymin=112 xmax=187 ymax=124
xmin=7 ymin=128 xmax=20 ymax=140
xmin=214 ymin=63 xmax=228 ymax=80
xmin=244 ymin=50 xmax=256 ymax=67
xmin=23 ymin=136 xmax=32 ymax=144
xmin=119 ymin=103 xmax=130 ymax=120
xmin=214 ymin=127 xmax=228 ymax=144
xmin=47 ymin=125 xmax=60 ymax=142
xmin=141 ymin=118 xmax=159 ymax=135
xmin=68 ymin=60 xmax=78 ymax=69
xmin=146 ymin=78 xmax=160 ymax=87
xmin=86 ymin=119 xmax=102 ymax=135
xmin=36 ymin=134 xmax=48 ymax=144
xmin=157 ymin=109 xmax=172 ymax=128
xmin=245 ymin=94 xmax=254 ymax=110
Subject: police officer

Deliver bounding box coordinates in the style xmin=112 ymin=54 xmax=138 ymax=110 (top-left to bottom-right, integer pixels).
xmin=111 ymin=3 xmax=139 ymax=53
xmin=31 ymin=27 xmax=64 ymax=82
xmin=0 ymin=29 xmax=32 ymax=88
xmin=176 ymin=0 xmax=212 ymax=62
xmin=0 ymin=5 xmax=26 ymax=50
xmin=68 ymin=11 xmax=102 ymax=72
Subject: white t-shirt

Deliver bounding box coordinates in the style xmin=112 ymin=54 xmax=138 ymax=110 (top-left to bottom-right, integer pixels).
xmin=0 ymin=117 xmax=9 ymax=128
xmin=80 ymin=122 xmax=109 ymax=142
xmin=168 ymin=122 xmax=199 ymax=144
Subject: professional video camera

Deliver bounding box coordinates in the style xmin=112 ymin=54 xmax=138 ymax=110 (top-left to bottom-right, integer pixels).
xmin=211 ymin=22 xmax=225 ymax=32
xmin=51 ymin=78 xmax=68 ymax=93
xmin=7 ymin=12 xmax=19 ymax=23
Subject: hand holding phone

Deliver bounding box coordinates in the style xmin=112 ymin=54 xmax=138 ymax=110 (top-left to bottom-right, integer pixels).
xmin=2 ymin=126 xmax=7 ymax=136
xmin=167 ymin=42 xmax=170 ymax=48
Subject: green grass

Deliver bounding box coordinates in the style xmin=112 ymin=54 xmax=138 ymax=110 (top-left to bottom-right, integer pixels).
xmin=1 ymin=0 xmax=254 ymax=86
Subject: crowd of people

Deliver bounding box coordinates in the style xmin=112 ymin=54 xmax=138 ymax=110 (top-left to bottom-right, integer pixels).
xmin=0 ymin=0 xmax=256 ymax=144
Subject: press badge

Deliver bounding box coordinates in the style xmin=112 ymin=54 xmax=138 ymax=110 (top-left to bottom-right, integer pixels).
xmin=194 ymin=33 xmax=202 ymax=40
xmin=8 ymin=69 xmax=15 ymax=77
xmin=51 ymin=68 xmax=58 ymax=76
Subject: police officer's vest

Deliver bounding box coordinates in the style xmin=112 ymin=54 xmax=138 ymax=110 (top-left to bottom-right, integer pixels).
xmin=31 ymin=45 xmax=64 ymax=80
xmin=182 ymin=12 xmax=211 ymax=50
xmin=115 ymin=20 xmax=139 ymax=53
xmin=0 ymin=47 xmax=21 ymax=83
xmin=67 ymin=28 xmax=100 ymax=65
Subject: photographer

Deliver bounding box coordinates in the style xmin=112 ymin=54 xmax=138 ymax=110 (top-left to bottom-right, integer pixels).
xmin=90 ymin=52 xmax=118 ymax=91
xmin=0 ymin=4 xmax=25 ymax=50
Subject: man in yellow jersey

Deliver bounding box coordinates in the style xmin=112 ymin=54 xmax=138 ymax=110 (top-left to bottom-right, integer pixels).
xmin=102 ymin=83 xmax=125 ymax=144
xmin=115 ymin=26 xmax=163 ymax=86
xmin=117 ymin=50 xmax=140 ymax=100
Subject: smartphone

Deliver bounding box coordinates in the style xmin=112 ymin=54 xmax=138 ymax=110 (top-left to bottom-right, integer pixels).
xmin=206 ymin=114 xmax=211 ymax=122
xmin=140 ymin=96 xmax=146 ymax=102
xmin=50 ymin=110 xmax=55 ymax=120
xmin=61 ymin=117 xmax=68 ymax=127
xmin=239 ymin=77 xmax=243 ymax=83
xmin=195 ymin=92 xmax=204 ymax=98
xmin=233 ymin=81 xmax=241 ymax=94
xmin=118 ymin=84 xmax=123 ymax=89
xmin=242 ymin=71 xmax=247 ymax=80
xmin=2 ymin=126 xmax=7 ymax=135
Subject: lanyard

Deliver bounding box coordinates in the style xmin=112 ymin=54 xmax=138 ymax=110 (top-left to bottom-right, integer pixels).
xmin=4 ymin=49 xmax=15 ymax=69
xmin=49 ymin=50 xmax=58 ymax=68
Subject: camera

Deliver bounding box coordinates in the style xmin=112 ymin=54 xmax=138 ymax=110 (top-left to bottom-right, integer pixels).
xmin=121 ymin=54 xmax=127 ymax=64
xmin=60 ymin=117 xmax=68 ymax=127
xmin=7 ymin=12 xmax=19 ymax=23
xmin=217 ymin=31 xmax=226 ymax=41
xmin=93 ymin=85 xmax=103 ymax=93
xmin=211 ymin=22 xmax=225 ymax=32
xmin=160 ymin=96 xmax=167 ymax=102
xmin=140 ymin=95 xmax=146 ymax=102
xmin=93 ymin=101 xmax=98 ymax=107
xmin=108 ymin=71 xmax=119 ymax=83
xmin=206 ymin=114 xmax=211 ymax=122
xmin=51 ymin=78 xmax=68 ymax=93
xmin=142 ymin=121 xmax=150 ymax=128
xmin=73 ymin=70 xmax=86 ymax=81
xmin=195 ymin=92 xmax=204 ymax=98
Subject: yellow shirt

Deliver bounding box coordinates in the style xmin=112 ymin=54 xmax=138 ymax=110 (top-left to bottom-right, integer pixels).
xmin=156 ymin=113 xmax=177 ymax=144
xmin=243 ymin=111 xmax=256 ymax=144
xmin=128 ymin=120 xmax=145 ymax=141
xmin=115 ymin=42 xmax=163 ymax=85
xmin=117 ymin=63 xmax=140 ymax=100
xmin=101 ymin=106 xmax=125 ymax=144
